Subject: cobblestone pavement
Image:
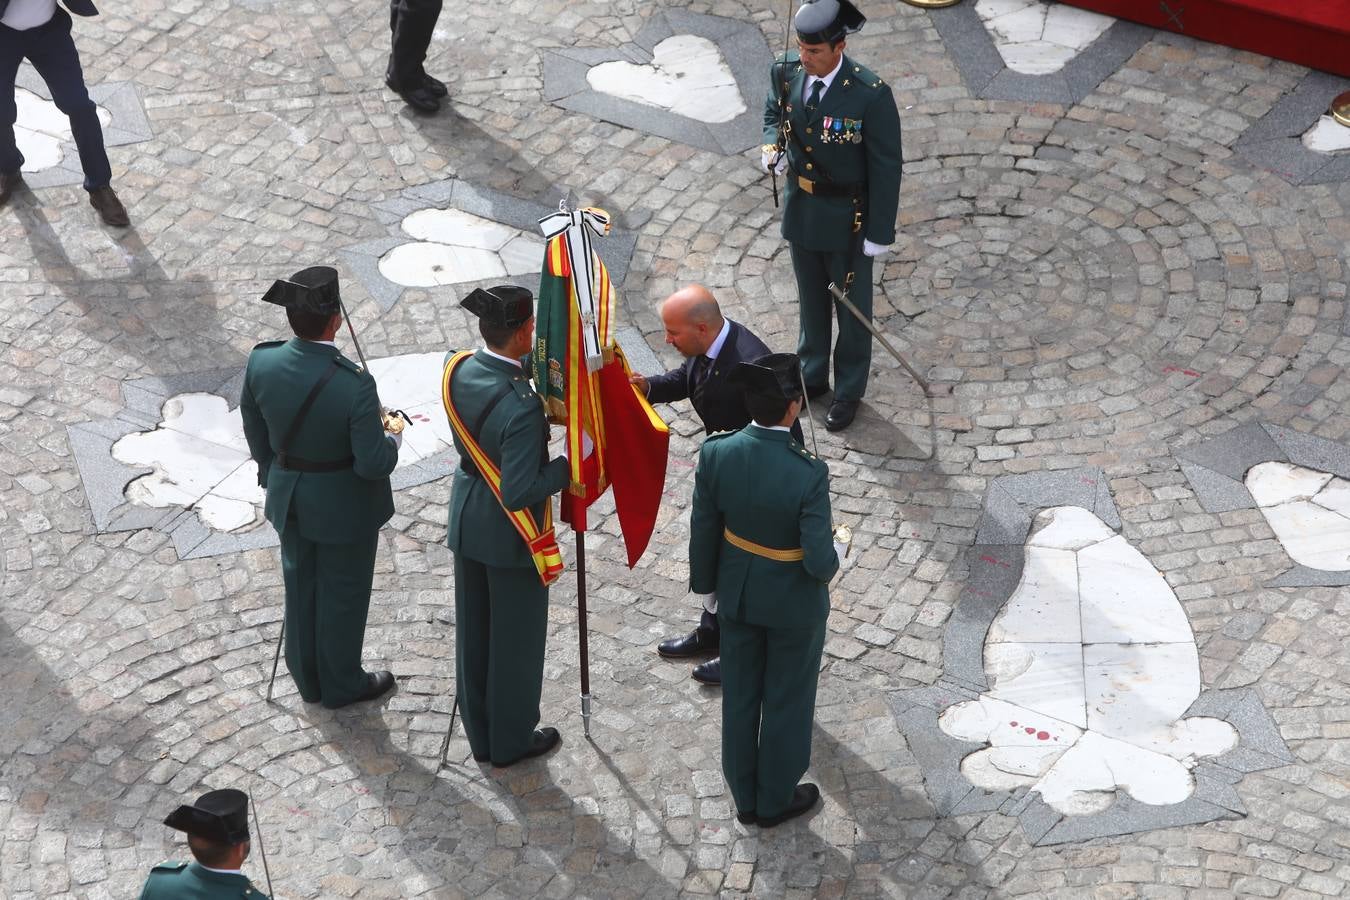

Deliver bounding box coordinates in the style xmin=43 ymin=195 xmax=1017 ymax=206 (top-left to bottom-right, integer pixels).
xmin=3 ymin=0 xmax=1350 ymax=897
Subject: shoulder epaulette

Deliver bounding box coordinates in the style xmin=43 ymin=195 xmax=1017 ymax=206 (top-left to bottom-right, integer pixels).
xmin=774 ymin=51 xmax=802 ymax=67
xmin=789 ymin=440 xmax=821 ymax=463
xmin=241 ymin=883 xmax=268 ymax=899
xmin=705 ymin=430 xmax=736 ymax=442
xmin=150 ymin=860 xmax=187 ymax=872
xmin=849 ymin=63 xmax=885 ymax=89
xmin=251 ymin=340 xmax=285 ymax=351
xmin=509 ymin=374 xmax=536 ymax=401
xmin=334 ymin=355 xmax=365 ymax=375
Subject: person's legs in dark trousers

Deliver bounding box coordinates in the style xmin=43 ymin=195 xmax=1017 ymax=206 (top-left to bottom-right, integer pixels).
xmin=790 ymin=243 xmax=834 ymax=391
xmin=0 ymin=24 xmax=27 ymax=177
xmin=387 ymin=0 xmax=442 ymax=90
xmin=753 ymin=619 xmax=826 ymax=819
xmin=24 ymin=10 xmax=111 ymax=190
xmin=719 ymin=615 xmax=766 ymax=816
xmin=453 ymin=554 xmax=492 ymax=760
xmin=828 ymin=249 xmax=873 ymax=402
xmin=484 ymin=563 xmax=548 ymax=763
xmin=313 ymin=531 xmax=379 ymax=708
xmin=279 ymin=522 xmax=321 ymax=703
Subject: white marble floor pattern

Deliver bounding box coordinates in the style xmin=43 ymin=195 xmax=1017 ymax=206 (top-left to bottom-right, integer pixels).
xmin=111 ymin=352 xmax=453 ymax=533
xmin=940 ymin=506 xmax=1237 ymax=816
xmin=974 ymin=0 xmax=1115 ymax=75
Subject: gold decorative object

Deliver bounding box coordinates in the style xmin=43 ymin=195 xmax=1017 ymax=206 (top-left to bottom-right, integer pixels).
xmin=382 ymin=408 xmax=410 ymax=435
xmin=1333 ymin=91 xmax=1350 ymax=128
xmin=902 ymin=0 xmax=962 ymax=8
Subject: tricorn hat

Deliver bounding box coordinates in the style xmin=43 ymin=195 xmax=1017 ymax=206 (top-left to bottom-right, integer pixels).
xmin=461 ymin=285 xmax=534 ymax=330
xmin=794 ymin=0 xmax=866 ymax=44
xmin=262 ymin=266 xmax=341 ymax=316
xmin=729 ymin=352 xmax=805 ymax=402
xmin=163 ymin=789 xmax=250 ymax=846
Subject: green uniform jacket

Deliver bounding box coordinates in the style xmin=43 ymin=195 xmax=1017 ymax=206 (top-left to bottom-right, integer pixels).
xmin=139 ymin=860 xmax=269 ymax=900
xmin=689 ymin=426 xmax=837 ymax=628
xmin=445 ymin=350 xmax=571 ymax=570
xmin=762 ymin=52 xmax=903 ymax=252
xmin=240 ymin=338 xmax=398 ymax=544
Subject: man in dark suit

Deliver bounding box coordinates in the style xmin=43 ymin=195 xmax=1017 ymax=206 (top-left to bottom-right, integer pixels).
xmin=0 ymin=0 xmax=129 ymax=225
xmin=386 ymin=0 xmax=446 ymax=113
xmin=630 ymin=285 xmax=801 ymax=687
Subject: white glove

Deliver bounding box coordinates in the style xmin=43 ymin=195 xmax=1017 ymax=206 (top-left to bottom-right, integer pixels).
xmin=833 ymin=541 xmax=848 ymax=564
xmin=760 ymin=147 xmax=788 ymax=175
xmin=862 ymin=239 xmax=891 ymax=258
xmin=386 ymin=431 xmax=403 ymax=450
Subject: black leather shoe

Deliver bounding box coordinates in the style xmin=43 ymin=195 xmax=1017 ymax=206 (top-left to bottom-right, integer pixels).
xmin=736 ymin=809 xmax=756 ymax=825
xmin=354 ymin=670 xmax=395 ymax=703
xmin=422 ymin=73 xmax=448 ymax=97
xmin=804 ymin=382 xmax=829 ymax=400
xmin=88 ymin=186 xmax=129 ymax=226
xmin=385 ymin=77 xmax=440 ymax=113
xmin=0 ymin=170 xmax=21 ymax=207
xmin=691 ymin=657 xmax=722 ymax=685
xmin=657 ymin=627 xmax=718 ymax=659
xmin=492 ymin=727 xmax=561 ymax=767
xmin=825 ymin=399 xmax=859 ymax=432
xmin=757 ymin=783 xmax=820 ymax=828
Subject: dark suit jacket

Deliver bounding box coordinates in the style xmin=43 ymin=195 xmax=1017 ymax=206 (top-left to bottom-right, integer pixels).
xmin=646 ymin=319 xmax=805 ymax=442
xmin=0 ymin=0 xmax=98 ymax=17
xmin=646 ymin=319 xmax=771 ymax=435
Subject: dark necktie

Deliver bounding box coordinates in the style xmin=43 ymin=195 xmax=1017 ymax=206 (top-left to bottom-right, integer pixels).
xmin=806 ymin=79 xmax=824 ymax=113
xmin=691 ymin=354 xmax=712 ymax=406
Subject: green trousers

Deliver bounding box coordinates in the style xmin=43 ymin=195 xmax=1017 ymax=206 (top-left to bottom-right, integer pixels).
xmin=719 ymin=613 xmax=826 ymax=819
xmin=453 ymin=555 xmax=548 ymax=763
xmin=790 ymin=242 xmax=874 ymax=402
xmin=279 ymin=524 xmax=379 ymax=708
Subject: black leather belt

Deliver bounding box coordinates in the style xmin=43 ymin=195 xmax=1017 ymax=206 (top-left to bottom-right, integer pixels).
xmin=795 ymin=174 xmax=862 ymax=198
xmin=275 ymin=452 xmax=354 ymax=473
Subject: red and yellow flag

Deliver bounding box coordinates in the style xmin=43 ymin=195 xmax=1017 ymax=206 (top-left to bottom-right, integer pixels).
xmin=531 ymin=228 xmax=669 ymax=567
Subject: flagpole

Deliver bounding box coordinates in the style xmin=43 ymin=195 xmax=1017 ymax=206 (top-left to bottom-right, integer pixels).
xmin=576 ymin=525 xmax=593 ymax=739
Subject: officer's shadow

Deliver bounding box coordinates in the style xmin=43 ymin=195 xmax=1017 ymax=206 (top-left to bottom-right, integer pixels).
xmin=11 ymin=195 xmax=237 ymax=378
xmin=810 ymin=718 xmax=984 ymax=893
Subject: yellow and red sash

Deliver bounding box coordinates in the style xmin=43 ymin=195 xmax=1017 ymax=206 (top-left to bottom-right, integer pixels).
xmin=441 ymin=351 xmax=564 ymax=586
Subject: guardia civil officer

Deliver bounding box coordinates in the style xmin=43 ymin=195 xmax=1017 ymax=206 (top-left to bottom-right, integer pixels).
xmin=762 ymin=0 xmax=902 ymax=431
xmin=689 ymin=353 xmax=839 ymax=827
xmin=240 ymin=266 xmax=400 ymax=709
xmin=139 ymin=788 xmax=269 ymax=899
xmin=443 ymin=286 xmax=570 ymax=767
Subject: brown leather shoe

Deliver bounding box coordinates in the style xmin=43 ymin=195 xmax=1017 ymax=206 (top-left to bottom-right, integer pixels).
xmin=0 ymin=170 xmax=22 ymax=207
xmin=88 ymin=186 xmax=129 ymax=226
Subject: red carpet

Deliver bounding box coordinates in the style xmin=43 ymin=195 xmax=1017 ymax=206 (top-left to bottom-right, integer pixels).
xmin=1061 ymin=0 xmax=1350 ymax=77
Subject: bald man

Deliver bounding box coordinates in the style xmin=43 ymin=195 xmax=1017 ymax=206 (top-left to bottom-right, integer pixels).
xmin=631 ymin=286 xmax=801 ymax=686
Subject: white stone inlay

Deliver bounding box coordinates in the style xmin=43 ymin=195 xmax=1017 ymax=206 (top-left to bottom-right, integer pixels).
xmin=16 ymin=88 xmax=112 ymax=173
xmin=1246 ymin=461 xmax=1350 ymax=571
xmin=939 ymin=506 xmax=1237 ymax=815
xmin=111 ymin=353 xmax=454 ymax=533
xmin=1302 ymin=115 xmax=1350 ymax=154
xmin=379 ymin=209 xmax=546 ymax=288
xmin=586 ymin=34 xmax=747 ymax=124
xmin=975 ymin=0 xmax=1115 ymax=75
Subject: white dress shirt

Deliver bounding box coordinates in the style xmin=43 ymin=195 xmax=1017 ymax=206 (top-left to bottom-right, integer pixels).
xmin=802 ymin=54 xmax=845 ymax=106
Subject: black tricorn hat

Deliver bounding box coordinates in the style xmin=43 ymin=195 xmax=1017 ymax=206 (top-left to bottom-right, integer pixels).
xmin=262 ymin=266 xmax=341 ymax=316
xmin=461 ymin=285 xmax=533 ymax=330
xmin=729 ymin=352 xmax=805 ymax=402
xmin=794 ymin=0 xmax=866 ymax=44
xmin=163 ymin=789 xmax=250 ymax=845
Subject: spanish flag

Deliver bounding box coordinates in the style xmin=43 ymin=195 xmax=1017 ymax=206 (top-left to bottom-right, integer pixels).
xmin=531 ymin=224 xmax=669 ymax=567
